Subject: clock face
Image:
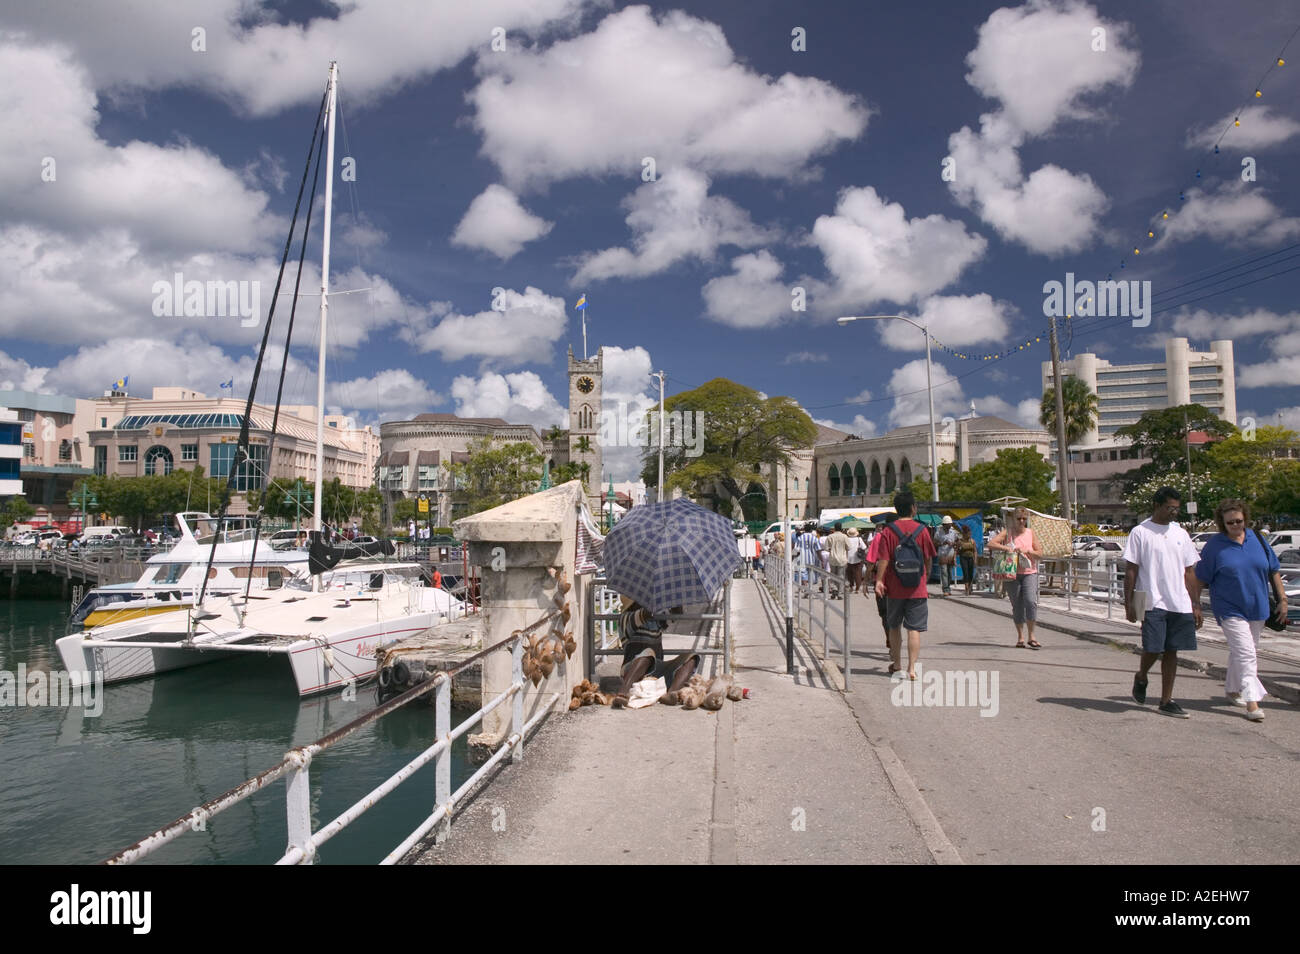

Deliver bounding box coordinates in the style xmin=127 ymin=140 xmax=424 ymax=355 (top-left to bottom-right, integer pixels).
xmin=576 ymin=376 xmax=594 ymax=394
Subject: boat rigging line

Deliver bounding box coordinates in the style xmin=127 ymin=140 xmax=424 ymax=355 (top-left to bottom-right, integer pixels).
xmin=197 ymin=81 xmax=329 ymax=608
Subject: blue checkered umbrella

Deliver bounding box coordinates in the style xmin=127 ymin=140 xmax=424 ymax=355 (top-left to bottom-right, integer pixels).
xmin=602 ymin=498 xmax=741 ymax=614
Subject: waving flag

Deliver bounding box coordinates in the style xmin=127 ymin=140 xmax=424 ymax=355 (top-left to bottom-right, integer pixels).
xmin=575 ymin=294 xmax=587 ymax=310
xmin=219 ymin=378 xmax=234 ymax=390
xmin=112 ymin=375 xmax=129 ymax=390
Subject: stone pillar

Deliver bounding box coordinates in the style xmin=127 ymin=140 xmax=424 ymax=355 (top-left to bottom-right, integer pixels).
xmin=456 ymin=480 xmax=587 ymax=757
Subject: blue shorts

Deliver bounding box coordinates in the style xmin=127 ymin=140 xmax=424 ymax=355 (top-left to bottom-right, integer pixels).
xmin=1140 ymin=608 xmax=1197 ymax=653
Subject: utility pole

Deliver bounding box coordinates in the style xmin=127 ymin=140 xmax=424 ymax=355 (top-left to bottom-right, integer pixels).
xmin=651 ymin=370 xmax=666 ymax=503
xmin=1048 ymin=315 xmax=1072 ymax=524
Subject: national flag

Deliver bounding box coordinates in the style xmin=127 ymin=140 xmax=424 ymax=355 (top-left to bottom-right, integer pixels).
xmin=219 ymin=378 xmax=234 ymax=389
xmin=112 ymin=375 xmax=128 ymax=389
xmin=575 ymin=294 xmax=587 ymax=310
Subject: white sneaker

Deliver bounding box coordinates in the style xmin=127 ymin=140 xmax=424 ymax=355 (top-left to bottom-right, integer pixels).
xmin=1226 ymin=693 xmax=1247 ymax=707
xmin=1245 ymin=708 xmax=1265 ymax=722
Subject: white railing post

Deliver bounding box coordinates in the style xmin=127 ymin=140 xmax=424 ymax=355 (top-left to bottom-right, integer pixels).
xmin=285 ymin=752 xmax=315 ymax=865
xmin=843 ymin=573 xmax=851 ymax=690
xmin=511 ymin=635 xmax=524 ymax=763
xmin=723 ymin=578 xmax=732 ymax=674
xmin=434 ymin=675 xmax=451 ymax=844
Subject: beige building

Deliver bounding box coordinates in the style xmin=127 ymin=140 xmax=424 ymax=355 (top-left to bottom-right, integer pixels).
xmin=1043 ymin=336 xmax=1237 ymax=447
xmin=812 ymin=416 xmax=1052 ymax=511
xmin=87 ymin=386 xmax=378 ymax=493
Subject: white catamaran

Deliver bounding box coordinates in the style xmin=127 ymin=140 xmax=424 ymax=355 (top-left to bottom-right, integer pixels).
xmin=58 ymin=63 xmax=460 ymax=695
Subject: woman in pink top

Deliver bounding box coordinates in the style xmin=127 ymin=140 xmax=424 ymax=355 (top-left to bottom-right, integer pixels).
xmin=989 ymin=507 xmax=1044 ymax=648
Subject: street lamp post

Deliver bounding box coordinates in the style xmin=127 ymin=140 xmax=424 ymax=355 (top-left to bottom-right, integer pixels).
xmin=838 ymin=315 xmax=940 ymax=502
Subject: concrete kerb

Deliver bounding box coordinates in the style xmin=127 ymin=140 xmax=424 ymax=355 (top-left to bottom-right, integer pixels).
xmin=949 ymin=592 xmax=1300 ymax=707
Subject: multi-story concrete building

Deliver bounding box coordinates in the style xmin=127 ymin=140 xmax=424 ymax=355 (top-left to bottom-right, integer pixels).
xmin=87 ymin=386 xmax=378 ymax=494
xmin=0 ymin=408 xmax=23 ymax=498
xmin=0 ymin=389 xmax=97 ymax=521
xmin=1043 ymin=337 xmax=1236 ymax=446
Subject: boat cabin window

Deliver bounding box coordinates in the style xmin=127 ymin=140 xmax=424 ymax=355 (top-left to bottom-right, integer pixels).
xmin=152 ymin=564 xmax=185 ymax=584
xmin=369 ymin=573 xmax=384 ymax=590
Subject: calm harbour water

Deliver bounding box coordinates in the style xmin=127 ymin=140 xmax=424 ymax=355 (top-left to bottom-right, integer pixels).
xmin=0 ymin=599 xmax=473 ymax=865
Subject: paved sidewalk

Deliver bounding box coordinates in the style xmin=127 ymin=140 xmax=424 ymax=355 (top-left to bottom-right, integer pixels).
xmin=408 ymin=577 xmax=939 ymax=865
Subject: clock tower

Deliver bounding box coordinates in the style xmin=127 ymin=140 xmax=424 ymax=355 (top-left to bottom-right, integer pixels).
xmin=568 ymin=346 xmax=603 ymax=511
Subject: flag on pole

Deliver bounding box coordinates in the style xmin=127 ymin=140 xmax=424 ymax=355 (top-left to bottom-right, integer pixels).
xmin=112 ymin=375 xmax=128 ymax=390
xmin=575 ymin=294 xmax=587 ymax=310
xmin=219 ymin=378 xmax=234 ymax=390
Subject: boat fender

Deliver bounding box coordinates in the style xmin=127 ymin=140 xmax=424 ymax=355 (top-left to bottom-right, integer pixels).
xmin=393 ymin=659 xmax=411 ymax=688
xmin=378 ymin=666 xmax=394 ymax=691
xmin=323 ymin=647 xmax=336 ymax=670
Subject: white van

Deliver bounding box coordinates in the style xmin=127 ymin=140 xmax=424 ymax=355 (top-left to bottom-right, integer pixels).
xmin=1268 ymin=530 xmax=1300 ymax=557
xmin=81 ymin=526 xmax=130 ymax=541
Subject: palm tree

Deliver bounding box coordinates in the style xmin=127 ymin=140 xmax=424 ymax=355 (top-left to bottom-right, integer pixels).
xmin=1040 ymin=376 xmax=1100 ymax=448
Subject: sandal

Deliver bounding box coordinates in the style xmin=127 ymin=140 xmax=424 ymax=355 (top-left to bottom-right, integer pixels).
xmin=1015 ymin=640 xmax=1026 ymax=648
xmin=1027 ymin=639 xmax=1042 ymax=650
xmin=887 ymin=663 xmax=901 ymax=674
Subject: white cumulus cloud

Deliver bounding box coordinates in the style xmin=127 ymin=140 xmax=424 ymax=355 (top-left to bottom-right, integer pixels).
xmin=701 ymin=251 xmax=792 ymax=329
xmin=469 ymin=5 xmax=868 ymax=189
xmin=450 ymin=371 xmax=565 ymax=432
xmin=403 ymin=286 xmax=568 ymax=368
xmin=572 ymin=169 xmax=777 ymax=284
xmin=809 ymin=187 xmax=987 ymax=311
xmin=451 ymin=184 xmax=553 ymax=259
xmin=1186 ymin=105 xmax=1300 ymax=150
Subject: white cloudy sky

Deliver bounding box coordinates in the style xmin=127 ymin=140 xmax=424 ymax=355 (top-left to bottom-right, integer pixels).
xmin=1 ymin=0 xmax=1298 ymax=480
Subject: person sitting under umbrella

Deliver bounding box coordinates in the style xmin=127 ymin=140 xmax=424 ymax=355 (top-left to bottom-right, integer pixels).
xmin=611 ymin=595 xmax=701 ymax=708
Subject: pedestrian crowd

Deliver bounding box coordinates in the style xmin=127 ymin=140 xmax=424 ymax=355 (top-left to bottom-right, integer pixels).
xmin=776 ymin=484 xmax=1288 ymax=722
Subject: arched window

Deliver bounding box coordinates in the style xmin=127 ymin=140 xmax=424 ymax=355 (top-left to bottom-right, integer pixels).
xmin=578 ymin=404 xmax=593 ymax=430
xmin=884 ymin=459 xmax=896 ymax=493
xmin=854 ymin=460 xmax=867 ymax=495
xmin=794 ymin=504 xmax=800 ymax=517
xmin=828 ymin=465 xmax=840 ymax=496
xmin=899 ymin=457 xmax=913 ymax=489
xmin=144 ymin=445 xmax=173 ymax=476
xmin=870 ymin=460 xmax=882 ymax=494
xmin=839 ymin=463 xmax=852 ymax=496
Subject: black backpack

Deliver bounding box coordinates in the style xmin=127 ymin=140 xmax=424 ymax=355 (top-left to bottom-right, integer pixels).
xmin=891 ymin=522 xmax=925 ymax=588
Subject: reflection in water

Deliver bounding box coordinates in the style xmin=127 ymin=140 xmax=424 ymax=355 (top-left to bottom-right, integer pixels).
xmin=1 ymin=601 xmax=473 ymax=864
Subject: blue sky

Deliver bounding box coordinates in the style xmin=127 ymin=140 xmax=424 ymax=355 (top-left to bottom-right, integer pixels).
xmin=2 ymin=0 xmax=1298 ymax=480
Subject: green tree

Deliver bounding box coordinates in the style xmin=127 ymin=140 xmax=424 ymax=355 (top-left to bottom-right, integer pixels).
xmin=640 ymin=378 xmax=816 ymax=513
xmin=1256 ymin=460 xmax=1300 ymax=517
xmin=910 ymin=447 xmax=1057 ymax=513
xmin=451 ymin=438 xmax=543 ymax=515
xmin=1124 ymin=471 xmax=1234 ymax=522
xmin=1202 ymin=426 xmax=1298 ymax=504
xmin=551 ymin=461 xmax=590 ymax=485
xmin=1040 ymin=376 xmax=1099 ymax=448
xmin=1115 ymin=404 xmax=1236 ymax=493
xmin=2 ymin=496 xmax=35 ymax=526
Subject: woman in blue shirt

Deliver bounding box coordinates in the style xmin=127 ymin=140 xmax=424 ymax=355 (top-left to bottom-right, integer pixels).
xmin=1192 ymin=500 xmax=1287 ymax=722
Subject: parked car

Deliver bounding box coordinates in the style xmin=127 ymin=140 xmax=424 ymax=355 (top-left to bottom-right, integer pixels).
xmin=1189 ymin=531 xmax=1217 ymax=552
xmin=1073 ymin=534 xmax=1104 ymax=550
xmin=1279 ymin=549 xmax=1300 ymax=567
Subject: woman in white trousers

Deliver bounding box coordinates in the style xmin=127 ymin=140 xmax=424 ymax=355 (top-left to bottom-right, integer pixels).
xmin=1191 ymin=500 xmax=1287 ymax=721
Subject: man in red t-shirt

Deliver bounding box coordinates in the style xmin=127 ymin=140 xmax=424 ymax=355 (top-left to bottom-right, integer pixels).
xmin=869 ymin=491 xmax=937 ymax=679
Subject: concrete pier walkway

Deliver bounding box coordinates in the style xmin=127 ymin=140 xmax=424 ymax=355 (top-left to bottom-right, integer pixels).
xmin=407 ymin=576 xmax=1300 ymax=865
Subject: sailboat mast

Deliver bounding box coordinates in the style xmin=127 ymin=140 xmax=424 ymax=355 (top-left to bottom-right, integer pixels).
xmin=314 ymin=61 xmax=337 ymax=532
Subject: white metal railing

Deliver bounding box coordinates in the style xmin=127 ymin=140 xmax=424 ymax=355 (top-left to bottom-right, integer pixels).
xmin=103 ymin=607 xmax=563 ymax=866
xmin=780 ymin=559 xmax=852 ymax=688
xmin=587 ymin=573 xmax=732 ymax=676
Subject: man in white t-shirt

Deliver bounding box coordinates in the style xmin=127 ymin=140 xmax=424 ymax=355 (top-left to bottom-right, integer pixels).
xmin=1122 ymin=486 xmax=1203 ymax=718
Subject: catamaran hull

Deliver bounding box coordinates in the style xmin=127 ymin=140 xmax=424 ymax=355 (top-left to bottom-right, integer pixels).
xmin=56 ymin=633 xmax=239 ymax=686
xmin=285 ymin=617 xmax=439 ymax=696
